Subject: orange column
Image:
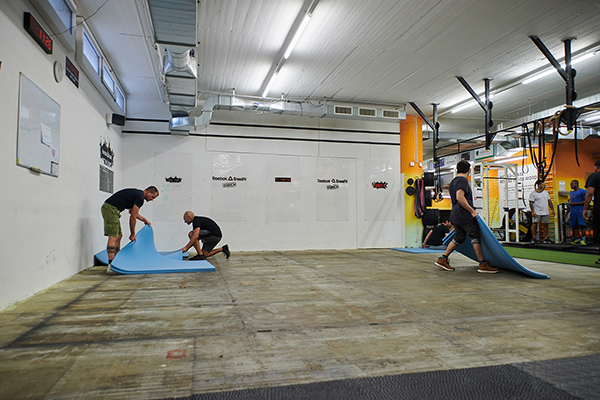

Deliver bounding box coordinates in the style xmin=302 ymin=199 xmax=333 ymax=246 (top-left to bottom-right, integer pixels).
xmin=400 ymin=115 xmax=424 ymax=247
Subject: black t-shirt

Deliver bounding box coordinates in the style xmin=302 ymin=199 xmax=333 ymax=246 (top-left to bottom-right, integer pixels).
xmin=449 ymin=176 xmax=475 ymax=226
xmin=429 ymin=224 xmax=450 ymax=246
xmin=192 ymin=216 xmax=222 ymax=238
xmin=585 ymin=171 xmax=600 ymax=211
xmin=105 ymin=188 xmax=144 ymax=212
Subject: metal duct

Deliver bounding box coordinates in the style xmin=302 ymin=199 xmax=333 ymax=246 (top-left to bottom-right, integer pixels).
xmin=147 ymin=0 xmax=198 ymax=125
xmin=170 ymin=96 xmax=406 ymax=132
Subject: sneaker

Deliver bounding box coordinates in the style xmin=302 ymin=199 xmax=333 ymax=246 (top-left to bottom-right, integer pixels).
xmin=435 ymin=256 xmax=454 ymax=271
xmin=596 ymin=259 xmax=600 ymax=265
xmin=580 ymin=239 xmax=586 ymax=246
xmin=190 ymin=254 xmax=206 ymax=261
xmin=222 ymin=244 xmax=230 ymax=259
xmin=478 ymin=261 xmax=499 ymax=274
xmin=542 ymin=239 xmax=552 ymax=244
xmin=571 ymin=239 xmax=580 ymax=245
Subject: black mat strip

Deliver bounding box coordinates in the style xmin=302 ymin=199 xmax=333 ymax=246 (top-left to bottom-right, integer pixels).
xmin=512 ymin=353 xmax=600 ymax=400
xmin=162 ymin=362 xmax=584 ymax=400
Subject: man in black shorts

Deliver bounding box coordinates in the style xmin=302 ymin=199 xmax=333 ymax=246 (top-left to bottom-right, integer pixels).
xmin=101 ymin=186 xmax=159 ymax=272
xmin=583 ymin=160 xmax=600 ymax=265
xmin=182 ymin=211 xmax=230 ymax=260
xmin=435 ymin=160 xmax=498 ymax=273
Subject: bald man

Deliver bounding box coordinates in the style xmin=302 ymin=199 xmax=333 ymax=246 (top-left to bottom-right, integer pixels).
xmin=182 ymin=211 xmax=230 ymax=260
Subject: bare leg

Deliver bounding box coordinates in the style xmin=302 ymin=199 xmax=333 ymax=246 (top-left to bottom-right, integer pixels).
xmin=541 ymin=223 xmax=548 ymax=241
xmin=107 ymin=235 xmax=122 ymax=263
xmin=203 ymin=247 xmax=223 ymax=258
xmin=531 ymin=222 xmax=538 ymax=241
xmin=442 ymin=241 xmax=458 ymax=258
xmin=472 ymin=243 xmax=484 ymax=262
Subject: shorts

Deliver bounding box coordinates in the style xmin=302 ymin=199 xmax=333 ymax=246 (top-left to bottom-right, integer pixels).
xmin=101 ymin=202 xmax=122 ymax=237
xmin=532 ymin=215 xmax=550 ymax=224
xmin=569 ymin=212 xmax=586 ymax=228
xmin=201 ymin=235 xmax=221 ymax=252
xmin=452 ymin=220 xmax=481 ymax=246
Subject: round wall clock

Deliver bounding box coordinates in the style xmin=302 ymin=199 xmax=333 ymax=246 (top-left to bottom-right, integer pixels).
xmin=53 ymin=61 xmax=64 ymax=83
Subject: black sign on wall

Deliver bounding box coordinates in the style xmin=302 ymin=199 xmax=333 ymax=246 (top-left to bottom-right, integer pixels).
xmin=65 ymin=57 xmax=79 ymax=88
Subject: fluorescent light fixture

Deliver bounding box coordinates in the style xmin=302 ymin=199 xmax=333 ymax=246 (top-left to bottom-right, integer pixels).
xmin=451 ymin=100 xmax=479 ymax=113
xmin=522 ymin=52 xmax=596 ymax=85
xmin=262 ymin=73 xmax=279 ymax=98
xmin=494 ymin=155 xmax=528 ymax=164
xmin=450 ymin=94 xmax=494 ymax=114
xmin=584 ymin=112 xmax=600 ymax=122
xmin=284 ymin=14 xmax=311 ymax=59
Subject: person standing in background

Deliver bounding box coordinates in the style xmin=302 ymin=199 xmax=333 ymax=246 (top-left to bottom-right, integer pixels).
xmin=584 ymin=160 xmax=600 ymax=264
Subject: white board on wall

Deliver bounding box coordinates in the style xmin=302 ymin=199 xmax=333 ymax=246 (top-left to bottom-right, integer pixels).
xmin=365 ymin=160 xmax=396 ymax=221
xmin=17 ymin=74 xmax=61 ymax=176
xmin=153 ymin=152 xmax=193 ymax=221
xmin=211 ymin=153 xmax=248 ymax=221
xmin=316 ymin=158 xmax=350 ymax=221
xmin=266 ymin=156 xmax=300 ymax=222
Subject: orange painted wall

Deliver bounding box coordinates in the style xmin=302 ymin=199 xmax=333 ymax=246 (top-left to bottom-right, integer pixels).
xmin=553 ymin=137 xmax=600 ymax=205
xmin=400 ymin=116 xmax=424 ymax=247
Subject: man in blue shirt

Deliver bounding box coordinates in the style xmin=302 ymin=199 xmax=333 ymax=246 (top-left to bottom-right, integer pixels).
xmin=564 ymin=180 xmax=587 ymax=244
xmin=435 ymin=160 xmax=498 ymax=274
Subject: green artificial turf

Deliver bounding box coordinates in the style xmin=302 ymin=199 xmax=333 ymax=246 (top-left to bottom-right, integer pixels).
xmin=503 ymin=246 xmax=599 ymax=267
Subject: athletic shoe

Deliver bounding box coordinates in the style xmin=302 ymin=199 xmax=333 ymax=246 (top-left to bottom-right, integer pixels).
xmin=223 ymin=244 xmax=230 ymax=259
xmin=542 ymin=239 xmax=552 ymax=244
xmin=595 ymin=259 xmax=600 ymax=265
xmin=190 ymin=254 xmax=206 ymax=260
xmin=580 ymin=240 xmax=586 ymax=246
xmin=435 ymin=256 xmax=454 ymax=271
xmin=478 ymin=261 xmax=499 ymax=274
xmin=571 ymin=239 xmax=580 ymax=245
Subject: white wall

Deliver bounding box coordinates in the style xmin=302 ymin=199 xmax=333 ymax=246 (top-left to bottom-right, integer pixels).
xmin=122 ymin=112 xmax=404 ymax=253
xmin=0 ymin=2 xmax=122 ymax=309
xmin=0 ymin=1 xmax=404 ymax=310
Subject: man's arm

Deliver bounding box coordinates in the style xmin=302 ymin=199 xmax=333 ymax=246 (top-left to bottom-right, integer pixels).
xmin=583 ymin=187 xmax=595 ymax=218
xmin=457 ymin=189 xmax=478 ymax=219
xmin=422 ymin=230 xmax=433 ymax=248
xmin=128 ymin=205 xmax=140 ymax=242
xmin=529 ymin=201 xmax=536 ymax=217
xmin=182 ymin=228 xmax=200 ymax=253
xmin=548 ymin=197 xmax=554 ymax=216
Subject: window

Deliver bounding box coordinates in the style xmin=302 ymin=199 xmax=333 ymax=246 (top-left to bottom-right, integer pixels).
xmin=83 ymin=30 xmax=100 ymax=74
xmin=102 ymin=65 xmax=115 ymax=93
xmin=116 ymin=87 xmax=125 ymax=112
xmin=49 ymin=0 xmax=74 ymax=34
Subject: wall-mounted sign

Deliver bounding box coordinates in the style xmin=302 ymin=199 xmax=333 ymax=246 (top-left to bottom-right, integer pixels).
xmin=65 ymin=57 xmax=79 ymax=88
xmin=100 ymin=138 xmax=114 ymax=167
xmin=275 ymin=177 xmax=291 ymax=182
xmin=24 ymin=13 xmax=52 ymax=54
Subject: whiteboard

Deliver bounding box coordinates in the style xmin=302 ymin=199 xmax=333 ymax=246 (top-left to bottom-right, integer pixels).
xmin=17 ymin=73 xmax=61 ymax=176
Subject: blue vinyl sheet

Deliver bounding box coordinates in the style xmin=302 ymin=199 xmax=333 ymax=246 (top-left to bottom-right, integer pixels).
xmin=442 ymin=217 xmax=549 ymax=279
xmin=94 ymin=225 xmax=214 ymax=274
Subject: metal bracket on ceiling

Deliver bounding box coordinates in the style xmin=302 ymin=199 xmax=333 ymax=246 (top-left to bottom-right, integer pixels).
xmin=456 ymin=76 xmax=494 ymax=151
xmin=409 ymin=102 xmax=443 ymax=202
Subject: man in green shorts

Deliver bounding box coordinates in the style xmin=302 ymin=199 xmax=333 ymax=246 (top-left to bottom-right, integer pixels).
xmin=101 ymin=186 xmax=159 ymax=273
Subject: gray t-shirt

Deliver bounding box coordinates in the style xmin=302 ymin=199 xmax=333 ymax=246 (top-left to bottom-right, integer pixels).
xmin=529 ymin=190 xmax=549 ymax=215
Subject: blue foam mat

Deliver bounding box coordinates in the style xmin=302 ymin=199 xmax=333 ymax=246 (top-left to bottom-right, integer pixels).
xmin=442 ymin=218 xmax=549 ymax=279
xmin=94 ymin=225 xmax=214 ymax=274
xmin=392 ymin=247 xmax=445 ymax=253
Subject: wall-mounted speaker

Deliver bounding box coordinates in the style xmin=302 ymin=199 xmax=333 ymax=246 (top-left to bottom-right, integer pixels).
xmin=106 ymin=113 xmax=126 ymax=126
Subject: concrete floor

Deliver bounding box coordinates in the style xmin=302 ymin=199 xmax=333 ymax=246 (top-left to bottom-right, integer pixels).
xmin=1 ymin=249 xmax=599 ymax=399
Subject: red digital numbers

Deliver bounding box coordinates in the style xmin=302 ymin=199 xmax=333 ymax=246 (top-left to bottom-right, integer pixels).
xmin=24 ymin=12 xmax=53 ymax=54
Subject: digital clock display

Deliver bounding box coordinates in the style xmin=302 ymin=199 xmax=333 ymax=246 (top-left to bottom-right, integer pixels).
xmin=24 ymin=12 xmax=53 ymax=54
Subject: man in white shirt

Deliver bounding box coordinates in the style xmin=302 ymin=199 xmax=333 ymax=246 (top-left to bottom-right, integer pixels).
xmin=528 ymin=180 xmax=555 ymax=243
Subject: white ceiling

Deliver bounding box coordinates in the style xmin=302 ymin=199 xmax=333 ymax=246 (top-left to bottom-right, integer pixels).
xmin=77 ymin=0 xmax=600 ymax=153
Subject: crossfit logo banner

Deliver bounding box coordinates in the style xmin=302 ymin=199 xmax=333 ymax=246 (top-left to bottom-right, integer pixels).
xmin=372 ymin=181 xmax=388 ymax=189
xmin=212 ymin=176 xmax=247 ymax=182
